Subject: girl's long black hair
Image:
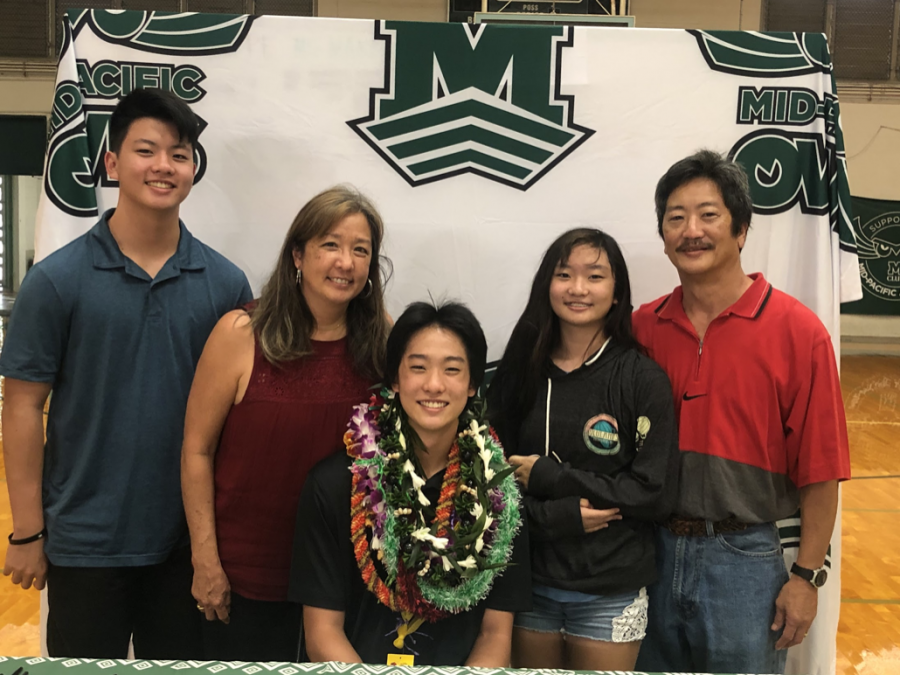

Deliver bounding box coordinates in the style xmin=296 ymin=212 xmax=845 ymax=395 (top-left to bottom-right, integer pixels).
xmin=487 ymin=228 xmax=641 ymax=448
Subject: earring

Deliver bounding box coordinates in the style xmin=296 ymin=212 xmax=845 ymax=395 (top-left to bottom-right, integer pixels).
xmin=361 ymin=278 xmax=373 ymax=299
xmin=296 ymin=267 xmax=302 ymax=286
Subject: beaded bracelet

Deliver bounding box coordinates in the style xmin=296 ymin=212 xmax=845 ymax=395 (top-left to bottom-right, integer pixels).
xmin=7 ymin=528 xmax=47 ymax=545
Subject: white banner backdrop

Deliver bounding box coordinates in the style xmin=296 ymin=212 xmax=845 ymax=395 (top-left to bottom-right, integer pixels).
xmin=37 ymin=10 xmax=861 ymax=674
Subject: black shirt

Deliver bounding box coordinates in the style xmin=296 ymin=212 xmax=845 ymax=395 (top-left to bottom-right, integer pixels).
xmin=290 ymin=452 xmax=532 ymax=666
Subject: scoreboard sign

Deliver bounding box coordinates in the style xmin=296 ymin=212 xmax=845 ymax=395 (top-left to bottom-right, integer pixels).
xmin=486 ymin=0 xmax=616 ymax=14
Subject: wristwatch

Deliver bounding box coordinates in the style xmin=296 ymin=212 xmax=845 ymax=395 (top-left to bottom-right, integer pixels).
xmin=791 ymin=562 xmax=828 ymax=588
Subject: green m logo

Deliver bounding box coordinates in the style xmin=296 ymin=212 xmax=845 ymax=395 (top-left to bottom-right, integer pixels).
xmin=349 ymin=22 xmax=594 ymax=189
xmin=690 ymin=30 xmax=831 ymax=78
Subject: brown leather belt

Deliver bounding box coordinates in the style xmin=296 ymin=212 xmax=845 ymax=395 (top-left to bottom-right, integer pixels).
xmin=664 ymin=514 xmax=751 ymax=537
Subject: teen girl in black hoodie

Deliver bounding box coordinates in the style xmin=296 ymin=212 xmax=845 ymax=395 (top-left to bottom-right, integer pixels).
xmin=487 ymin=228 xmax=679 ymax=671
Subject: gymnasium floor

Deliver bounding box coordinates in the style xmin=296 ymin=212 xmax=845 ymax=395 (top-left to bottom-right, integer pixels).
xmin=0 ymin=355 xmax=898 ymax=673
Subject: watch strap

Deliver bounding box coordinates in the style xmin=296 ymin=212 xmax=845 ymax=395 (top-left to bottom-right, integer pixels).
xmin=790 ymin=562 xmax=814 ymax=582
xmin=791 ymin=562 xmax=827 ymax=587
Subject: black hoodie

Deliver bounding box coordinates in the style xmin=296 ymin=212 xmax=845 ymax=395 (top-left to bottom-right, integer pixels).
xmin=509 ymin=339 xmax=679 ymax=595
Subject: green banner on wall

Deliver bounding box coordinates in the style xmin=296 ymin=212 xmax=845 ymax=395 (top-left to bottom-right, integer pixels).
xmin=842 ymin=196 xmax=900 ymax=315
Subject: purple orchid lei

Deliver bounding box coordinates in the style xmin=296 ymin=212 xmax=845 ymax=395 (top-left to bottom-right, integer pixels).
xmin=347 ymin=400 xmax=389 ymax=545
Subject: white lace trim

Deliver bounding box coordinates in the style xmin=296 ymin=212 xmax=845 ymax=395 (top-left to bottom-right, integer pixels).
xmin=611 ymin=587 xmax=648 ymax=643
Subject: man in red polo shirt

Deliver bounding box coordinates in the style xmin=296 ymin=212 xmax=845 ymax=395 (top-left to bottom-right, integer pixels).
xmin=632 ymin=150 xmax=850 ymax=674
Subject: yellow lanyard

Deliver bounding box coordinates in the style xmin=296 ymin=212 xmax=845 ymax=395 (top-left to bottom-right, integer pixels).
xmin=386 ymin=610 xmax=426 ymax=665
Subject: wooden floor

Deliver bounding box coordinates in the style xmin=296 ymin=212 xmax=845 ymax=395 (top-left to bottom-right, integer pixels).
xmin=834 ymin=356 xmax=900 ymax=674
xmin=0 ymin=356 xmax=899 ymax=672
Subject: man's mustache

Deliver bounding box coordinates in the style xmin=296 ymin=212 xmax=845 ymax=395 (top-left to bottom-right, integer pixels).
xmin=676 ymin=241 xmax=713 ymax=252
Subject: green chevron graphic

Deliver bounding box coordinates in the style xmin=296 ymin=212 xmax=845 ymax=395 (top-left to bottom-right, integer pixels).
xmin=349 ymin=21 xmax=594 ymax=190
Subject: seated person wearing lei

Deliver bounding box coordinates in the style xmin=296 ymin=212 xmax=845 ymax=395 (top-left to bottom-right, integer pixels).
xmin=291 ymin=301 xmax=531 ymax=667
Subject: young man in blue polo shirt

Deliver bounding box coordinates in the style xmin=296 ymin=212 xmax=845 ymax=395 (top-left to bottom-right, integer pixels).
xmin=0 ymin=88 xmax=252 ymax=658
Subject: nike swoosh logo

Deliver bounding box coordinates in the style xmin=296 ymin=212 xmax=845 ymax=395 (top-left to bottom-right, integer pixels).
xmin=683 ymin=393 xmax=707 ymax=401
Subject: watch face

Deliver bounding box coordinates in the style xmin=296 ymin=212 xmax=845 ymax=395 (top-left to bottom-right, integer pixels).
xmin=814 ymin=569 xmax=828 ymax=587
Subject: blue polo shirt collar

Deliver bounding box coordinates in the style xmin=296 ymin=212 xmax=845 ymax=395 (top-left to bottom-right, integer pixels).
xmin=90 ymin=208 xmax=207 ymax=277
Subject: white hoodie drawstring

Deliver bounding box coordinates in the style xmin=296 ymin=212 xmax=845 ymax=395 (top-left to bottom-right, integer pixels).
xmin=545 ymin=378 xmax=553 ymax=457
xmin=545 ymin=337 xmax=612 ymax=460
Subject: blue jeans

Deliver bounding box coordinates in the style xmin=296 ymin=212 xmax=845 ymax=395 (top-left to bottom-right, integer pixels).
xmin=636 ymin=522 xmax=789 ymax=674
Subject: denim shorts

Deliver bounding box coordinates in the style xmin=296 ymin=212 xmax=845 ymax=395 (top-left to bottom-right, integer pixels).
xmin=514 ymin=585 xmax=648 ymax=643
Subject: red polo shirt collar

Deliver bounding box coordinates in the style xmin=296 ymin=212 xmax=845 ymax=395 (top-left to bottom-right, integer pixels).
xmin=656 ymin=272 xmax=772 ymax=330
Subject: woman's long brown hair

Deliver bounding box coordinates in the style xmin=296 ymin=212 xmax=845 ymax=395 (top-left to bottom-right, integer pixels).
xmin=250 ymin=185 xmax=391 ymax=381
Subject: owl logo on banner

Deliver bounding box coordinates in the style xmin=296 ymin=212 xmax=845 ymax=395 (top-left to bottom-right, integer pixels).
xmin=856 ymin=212 xmax=900 ymax=302
xmin=690 ymin=30 xmax=857 ymax=256
xmin=348 ymin=21 xmax=595 ymax=190
xmin=44 ymin=9 xmax=254 ymax=218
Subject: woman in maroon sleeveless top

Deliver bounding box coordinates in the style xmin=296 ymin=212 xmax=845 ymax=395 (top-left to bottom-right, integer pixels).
xmin=181 ymin=186 xmax=391 ymax=662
